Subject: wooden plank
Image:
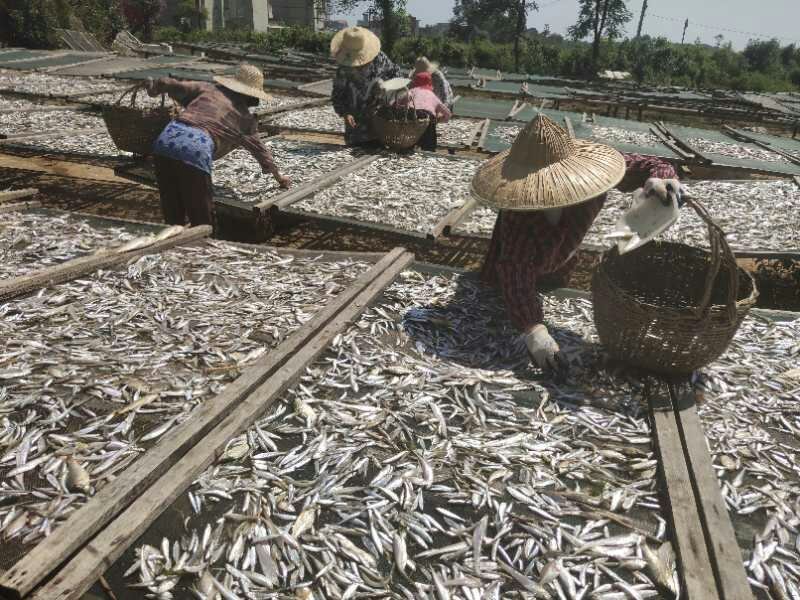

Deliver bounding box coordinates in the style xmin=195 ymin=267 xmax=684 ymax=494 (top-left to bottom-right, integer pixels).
xmin=255 ymin=153 xmax=379 ymax=214
xmin=649 ymin=126 xmax=695 ymax=161
xmin=430 ymin=197 xmax=477 ymax=240
xmin=0 ymin=127 xmax=108 ymax=143
xmin=658 ymin=122 xmax=712 ymax=164
xmin=0 ymin=188 xmax=38 ymax=203
xmin=0 ymin=225 xmax=211 ymax=303
xmin=793 ymin=175 xmax=800 ymax=190
xmin=0 ymin=200 xmax=42 ymax=213
xmin=477 ymin=118 xmax=491 ymax=149
xmin=669 ymin=381 xmax=754 ymax=600
xmin=0 ymin=152 xmax=132 ymax=184
xmin=22 ymin=248 xmax=415 ymax=600
xmin=563 ymin=116 xmax=575 ymax=139
xmin=0 ymin=105 xmax=85 ymax=116
xmin=646 ymin=378 xmax=721 ymax=600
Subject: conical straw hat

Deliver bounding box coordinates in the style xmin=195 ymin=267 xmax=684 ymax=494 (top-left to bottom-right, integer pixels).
xmin=214 ymin=64 xmax=271 ymax=101
xmin=471 ymin=114 xmax=626 ymax=211
xmin=331 ymin=27 xmax=381 ymax=67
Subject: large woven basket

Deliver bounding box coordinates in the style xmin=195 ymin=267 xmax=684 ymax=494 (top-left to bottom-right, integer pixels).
xmin=102 ymin=85 xmax=175 ymax=156
xmin=371 ymin=98 xmax=430 ymax=152
xmin=591 ymin=199 xmax=758 ymax=375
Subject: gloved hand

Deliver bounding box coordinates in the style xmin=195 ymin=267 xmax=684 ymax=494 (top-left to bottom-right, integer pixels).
xmin=643 ymin=178 xmax=684 ymax=207
xmin=525 ymin=324 xmax=569 ymax=375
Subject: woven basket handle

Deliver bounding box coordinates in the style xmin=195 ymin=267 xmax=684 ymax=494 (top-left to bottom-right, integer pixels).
xmin=686 ymin=198 xmax=738 ymax=323
xmin=115 ymin=83 xmax=167 ymax=109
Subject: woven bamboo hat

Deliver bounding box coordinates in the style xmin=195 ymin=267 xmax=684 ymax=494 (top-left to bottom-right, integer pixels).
xmin=414 ymin=56 xmax=439 ymax=73
xmin=214 ymin=64 xmax=271 ymax=102
xmin=471 ymin=114 xmax=626 ymax=211
xmin=331 ymin=27 xmax=381 ymax=67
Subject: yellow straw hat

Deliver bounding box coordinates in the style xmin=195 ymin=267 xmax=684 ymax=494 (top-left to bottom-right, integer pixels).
xmin=214 ymin=64 xmax=271 ymax=102
xmin=331 ymin=27 xmax=381 ymax=67
xmin=471 ymin=114 xmax=626 ymax=211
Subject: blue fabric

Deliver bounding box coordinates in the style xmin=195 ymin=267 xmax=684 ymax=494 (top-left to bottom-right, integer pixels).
xmin=152 ymin=121 xmax=215 ymax=174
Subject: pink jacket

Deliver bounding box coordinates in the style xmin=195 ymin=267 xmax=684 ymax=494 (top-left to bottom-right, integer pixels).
xmin=398 ymin=88 xmax=451 ymax=122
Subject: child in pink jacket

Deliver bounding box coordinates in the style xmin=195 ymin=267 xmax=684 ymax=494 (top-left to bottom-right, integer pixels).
xmin=400 ymin=71 xmax=451 ymax=151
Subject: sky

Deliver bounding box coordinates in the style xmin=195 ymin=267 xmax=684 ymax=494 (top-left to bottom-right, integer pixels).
xmin=331 ymin=0 xmax=800 ymax=50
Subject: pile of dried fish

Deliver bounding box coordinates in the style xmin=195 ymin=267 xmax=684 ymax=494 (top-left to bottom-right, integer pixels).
xmin=455 ymin=205 xmax=497 ymax=237
xmin=0 ymin=242 xmax=369 ymax=557
xmin=696 ymin=316 xmax=800 ymax=598
xmin=7 ymin=130 xmax=128 ymax=157
xmin=590 ymin=126 xmax=661 ymax=148
xmin=253 ymin=95 xmax=319 ymax=114
xmin=0 ymin=109 xmax=104 ymax=136
xmin=688 ymin=137 xmax=789 ymax=164
xmin=270 ymin=106 xmax=344 ymax=133
xmin=294 ymin=154 xmax=480 ymax=234
xmin=214 ymin=139 xmax=359 ymax=203
xmin=0 ymin=95 xmax=44 ymax=111
xmin=123 ymin=272 xmax=677 ymax=600
xmin=459 ymin=180 xmax=800 ymax=252
xmin=0 ymin=71 xmax=123 ymax=97
xmin=438 ymin=118 xmax=481 ymax=147
xmin=0 ymin=209 xmax=140 ymax=279
xmin=587 ymin=180 xmax=800 ymax=252
xmin=77 ymin=90 xmax=168 ymax=108
xmin=491 ymin=123 xmax=522 ymax=145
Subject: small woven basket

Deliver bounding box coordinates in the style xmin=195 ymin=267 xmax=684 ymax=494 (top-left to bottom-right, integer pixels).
xmin=591 ymin=199 xmax=758 ymax=375
xmin=102 ymin=85 xmax=175 ymax=156
xmin=370 ymin=93 xmax=430 ymax=152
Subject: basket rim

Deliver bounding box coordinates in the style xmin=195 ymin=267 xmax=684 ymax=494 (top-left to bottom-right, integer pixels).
xmin=594 ymin=241 xmax=759 ymax=316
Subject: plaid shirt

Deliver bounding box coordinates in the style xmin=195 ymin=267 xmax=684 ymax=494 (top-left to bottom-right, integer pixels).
xmin=481 ymin=153 xmax=677 ymax=332
xmin=149 ymin=78 xmax=277 ymax=175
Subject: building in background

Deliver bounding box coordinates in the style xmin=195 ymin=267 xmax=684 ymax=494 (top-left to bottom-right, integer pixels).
xmin=270 ymin=0 xmax=327 ymax=30
xmin=165 ymin=0 xmax=325 ymax=32
xmin=325 ymin=19 xmax=349 ymax=32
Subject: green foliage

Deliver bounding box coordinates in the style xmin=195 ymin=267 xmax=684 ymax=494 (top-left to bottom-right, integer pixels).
xmin=1 ymin=0 xmax=125 ymax=47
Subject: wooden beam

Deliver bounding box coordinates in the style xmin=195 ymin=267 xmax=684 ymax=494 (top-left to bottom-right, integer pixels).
xmin=563 ymin=116 xmax=575 ymax=139
xmin=0 ymin=127 xmax=108 ymax=143
xmin=429 ymin=197 xmax=477 ymax=240
xmin=254 ymin=153 xmax=379 ymax=214
xmin=668 ymin=381 xmax=754 ymax=600
xmin=646 ymin=378 xmax=721 ymax=600
xmin=0 ymin=105 xmax=86 ymax=116
xmin=0 ymin=225 xmax=211 ymax=303
xmin=466 ymin=118 xmax=487 ymax=148
xmin=0 ymin=188 xmax=38 ymax=203
xmin=477 ymin=118 xmax=491 ymax=149
xmin=0 ymin=152 xmax=132 ymax=185
xmin=649 ymin=126 xmax=695 ymax=161
xmin=0 ymin=200 xmax=42 ymax=213
xmin=22 ymin=248 xmax=415 ymax=600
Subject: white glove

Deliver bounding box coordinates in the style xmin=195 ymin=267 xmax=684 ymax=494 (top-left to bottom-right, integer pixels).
xmin=524 ymin=324 xmax=569 ymax=374
xmin=643 ymin=178 xmax=684 ymax=207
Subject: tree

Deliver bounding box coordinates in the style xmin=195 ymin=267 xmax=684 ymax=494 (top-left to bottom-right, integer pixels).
xmin=322 ymin=0 xmax=407 ymax=57
xmin=120 ymin=0 xmax=164 ymax=41
xmin=452 ymin=0 xmax=537 ymax=72
xmin=568 ymin=0 xmax=632 ymax=73
xmin=174 ymin=0 xmax=207 ymax=31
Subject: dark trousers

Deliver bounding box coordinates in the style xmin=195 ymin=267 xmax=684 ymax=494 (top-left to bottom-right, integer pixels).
xmin=153 ymin=155 xmax=214 ymax=227
xmin=418 ymin=120 xmax=437 ymax=151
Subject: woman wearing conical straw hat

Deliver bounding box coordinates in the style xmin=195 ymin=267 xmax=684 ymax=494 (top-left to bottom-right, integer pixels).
xmin=471 ymin=114 xmax=683 ymax=375
xmin=145 ymin=64 xmax=291 ymax=228
xmin=331 ymin=26 xmax=401 ymax=146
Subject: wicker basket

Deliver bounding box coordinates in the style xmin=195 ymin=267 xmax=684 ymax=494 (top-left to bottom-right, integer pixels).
xmin=102 ymin=85 xmax=175 ymax=156
xmin=370 ymin=96 xmax=430 ymax=152
xmin=591 ymin=199 xmax=758 ymax=375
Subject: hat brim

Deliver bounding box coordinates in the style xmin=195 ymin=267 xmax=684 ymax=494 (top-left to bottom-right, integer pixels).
xmin=214 ymin=75 xmax=271 ymax=101
xmin=331 ymin=28 xmax=381 ymax=67
xmin=471 ymin=139 xmax=626 ymax=211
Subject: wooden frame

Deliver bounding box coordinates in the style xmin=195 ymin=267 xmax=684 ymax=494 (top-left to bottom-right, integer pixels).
xmin=6 ymin=248 xmax=414 ymax=600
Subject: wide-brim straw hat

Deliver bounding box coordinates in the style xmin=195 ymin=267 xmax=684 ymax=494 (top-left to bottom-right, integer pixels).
xmin=414 ymin=56 xmax=438 ymax=73
xmin=331 ymin=27 xmax=381 ymax=67
xmin=471 ymin=114 xmax=626 ymax=211
xmin=214 ymin=64 xmax=271 ymax=102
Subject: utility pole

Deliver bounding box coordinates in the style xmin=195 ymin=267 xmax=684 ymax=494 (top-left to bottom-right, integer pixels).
xmin=635 ymin=0 xmax=648 ymax=39
xmin=681 ymin=18 xmax=688 ymax=44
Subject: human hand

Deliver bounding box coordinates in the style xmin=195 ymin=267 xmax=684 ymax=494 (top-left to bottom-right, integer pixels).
xmin=344 ymin=114 xmax=357 ymax=128
xmin=275 ymin=174 xmax=292 ymax=189
xmin=524 ymin=324 xmax=569 ymax=375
